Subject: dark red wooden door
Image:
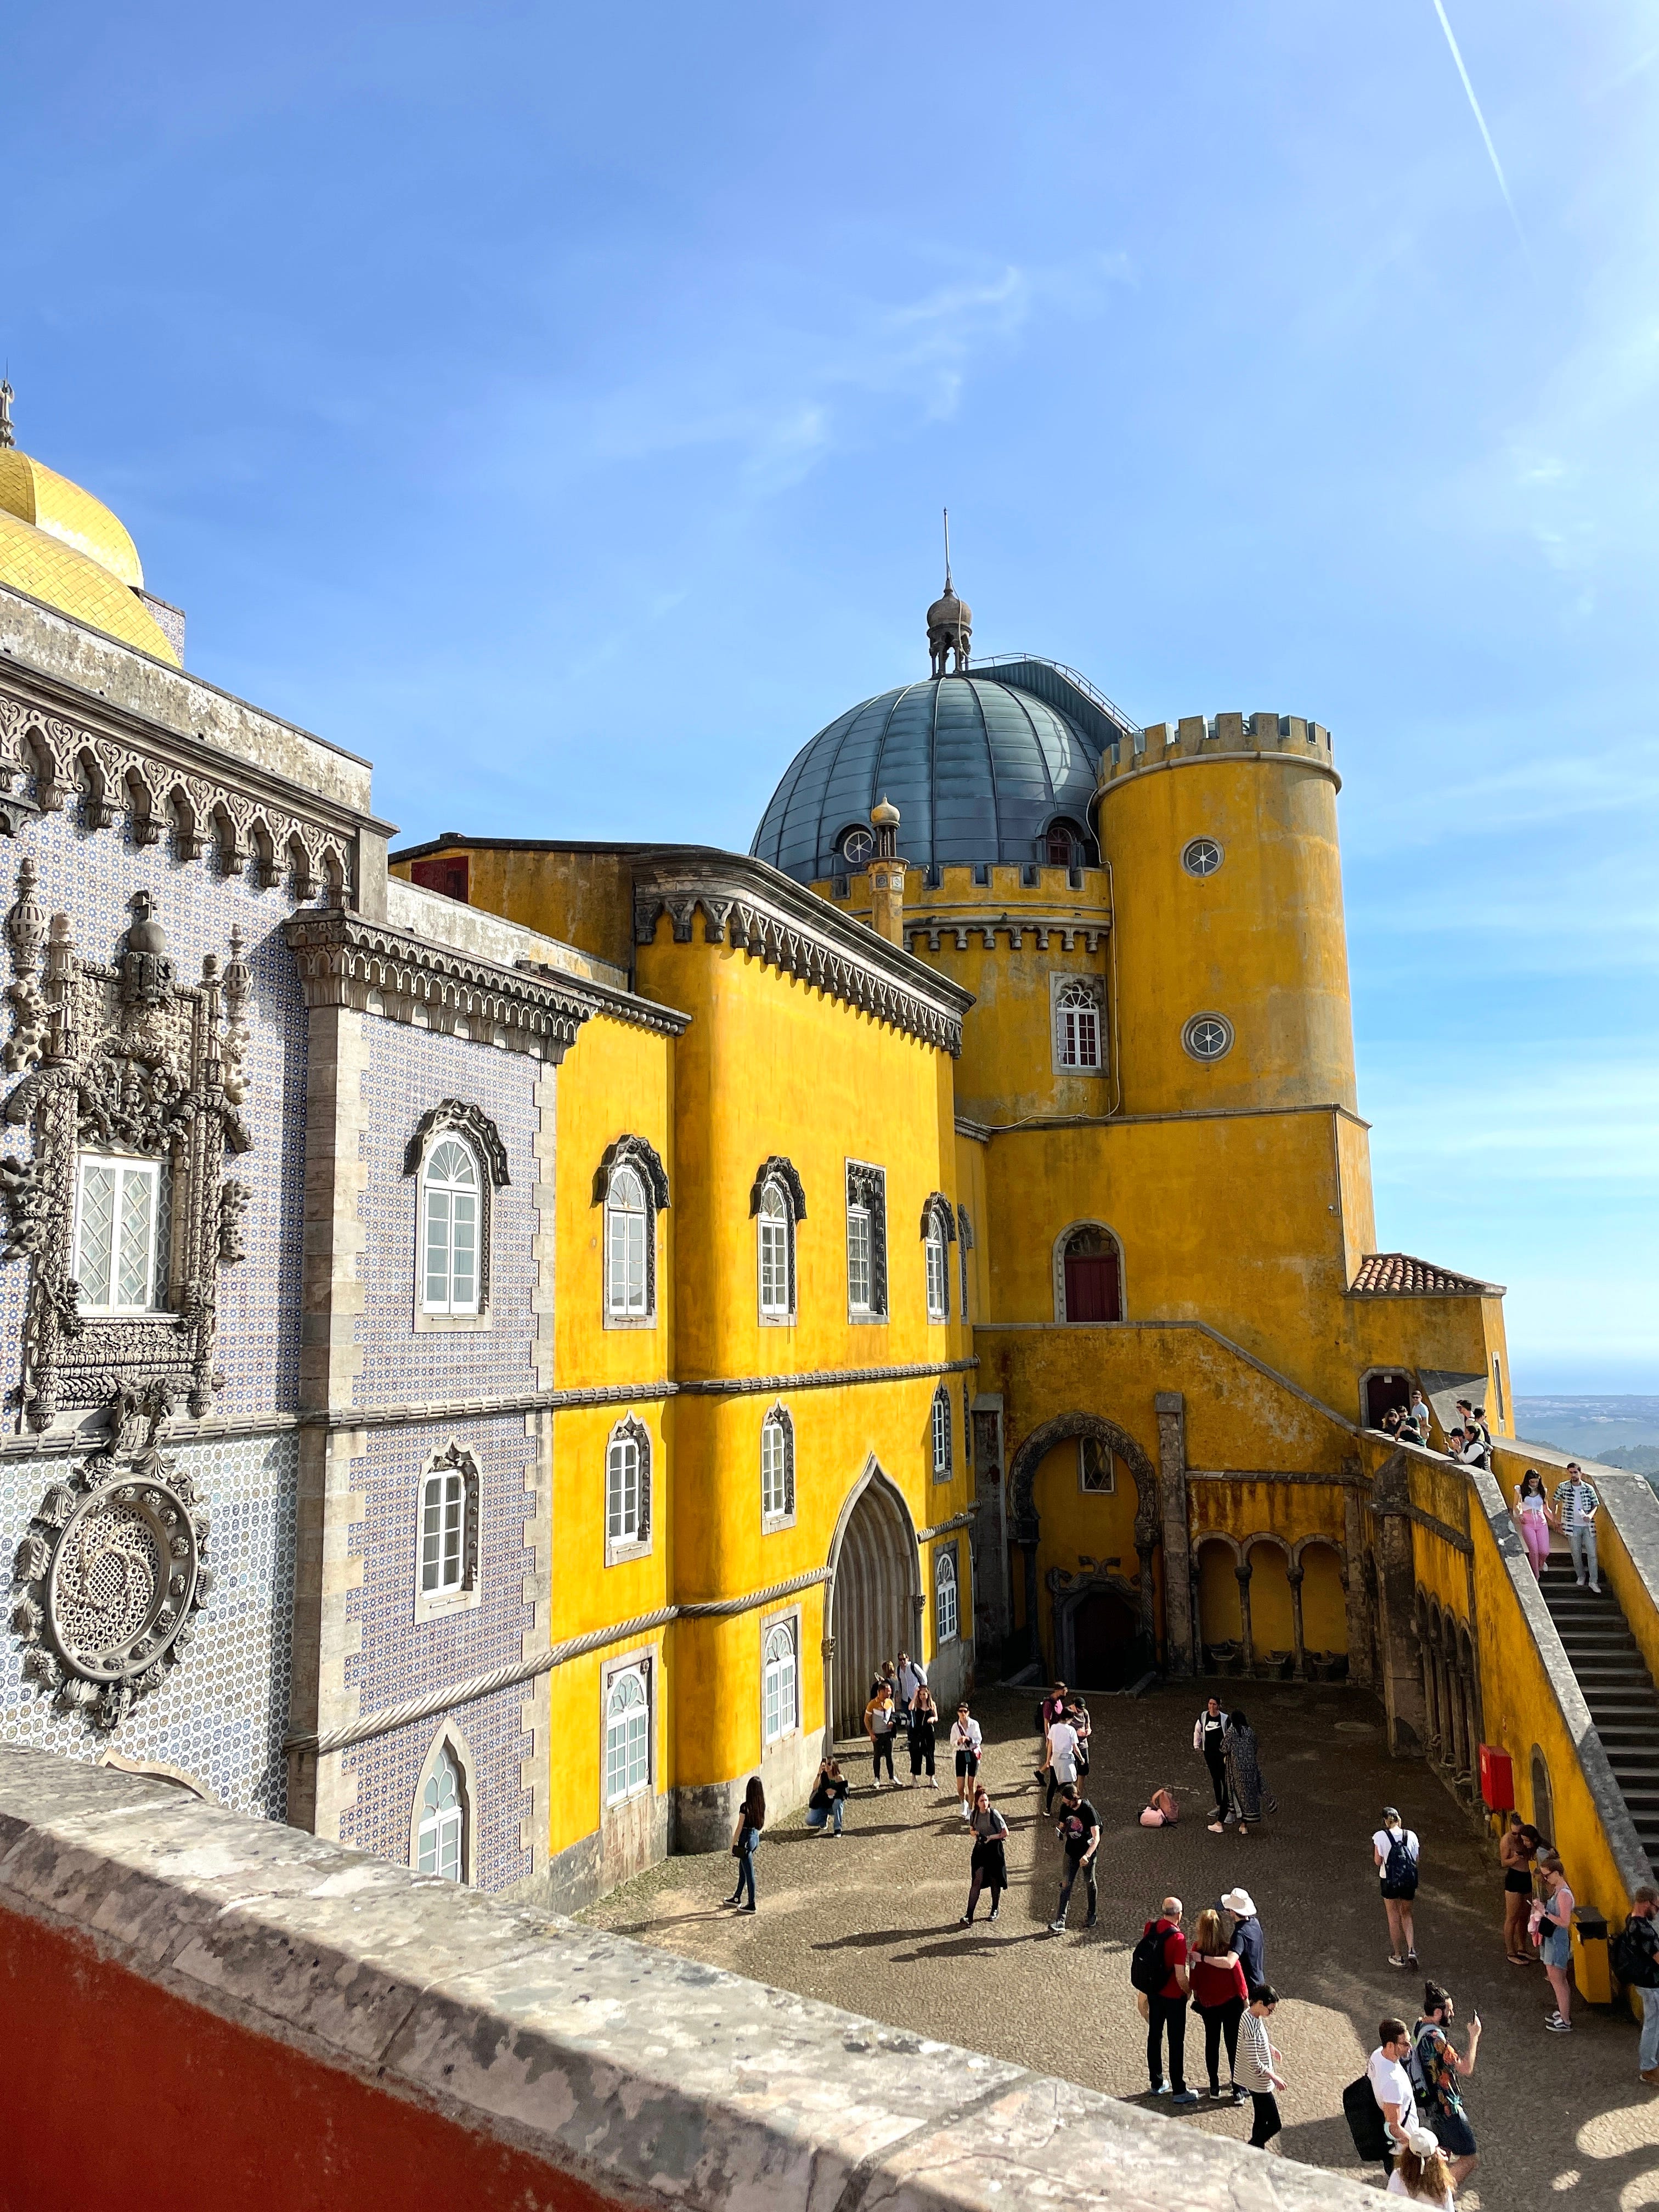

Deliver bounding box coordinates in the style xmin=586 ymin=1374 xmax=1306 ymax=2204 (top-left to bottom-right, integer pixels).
xmin=1064 ymin=1251 xmax=1121 ymax=1322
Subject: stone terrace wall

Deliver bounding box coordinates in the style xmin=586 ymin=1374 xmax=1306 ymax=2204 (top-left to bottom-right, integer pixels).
xmin=0 ymin=1746 xmax=1374 ymax=2212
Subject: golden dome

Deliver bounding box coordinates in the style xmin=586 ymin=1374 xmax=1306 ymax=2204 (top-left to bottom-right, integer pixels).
xmin=0 ymin=506 xmax=179 ymax=665
xmin=0 ymin=447 xmax=144 ymax=589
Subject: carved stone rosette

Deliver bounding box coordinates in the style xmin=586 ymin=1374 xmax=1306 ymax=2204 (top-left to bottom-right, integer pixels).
xmin=9 ymin=1444 xmax=213 ymax=1731
xmin=0 ymin=872 xmax=252 ymax=1431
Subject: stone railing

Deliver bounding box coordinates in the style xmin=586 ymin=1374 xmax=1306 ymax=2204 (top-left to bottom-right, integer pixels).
xmin=0 ymin=1747 xmax=1375 ymax=2211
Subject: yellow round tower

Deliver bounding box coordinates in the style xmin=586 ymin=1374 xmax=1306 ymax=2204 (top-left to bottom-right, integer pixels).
xmin=1096 ymin=711 xmax=1356 ymax=1116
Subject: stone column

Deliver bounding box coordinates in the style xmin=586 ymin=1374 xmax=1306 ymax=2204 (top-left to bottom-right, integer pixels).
xmin=286 ymin=1001 xmax=370 ymax=1841
xmin=820 ymin=1624 xmax=836 ymax=1759
xmin=1287 ymin=1562 xmax=1307 ymax=1679
xmin=1154 ymin=1392 xmax=1194 ymax=1677
xmin=1235 ymin=1558 xmax=1254 ymax=1677
xmin=1372 ymin=1452 xmax=1428 ymax=1758
xmin=1342 ymin=1482 xmax=1373 ymax=1687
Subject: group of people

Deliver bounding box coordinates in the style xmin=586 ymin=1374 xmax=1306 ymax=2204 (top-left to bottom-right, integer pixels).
xmin=1377 ymin=1393 xmax=1496 ymax=1476
xmin=1193 ymin=1697 xmax=1274 ymax=1833
xmin=1513 ymin=1463 xmax=1601 ymax=1589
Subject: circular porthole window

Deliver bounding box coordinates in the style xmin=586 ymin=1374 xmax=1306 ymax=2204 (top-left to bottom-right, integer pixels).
xmin=1182 ymin=1012 xmax=1234 ymax=1062
xmin=1182 ymin=837 xmax=1223 ymax=878
xmin=839 ymin=825 xmax=874 ymax=867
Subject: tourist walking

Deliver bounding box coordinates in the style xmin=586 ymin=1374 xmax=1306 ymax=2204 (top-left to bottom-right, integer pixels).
xmin=1221 ymin=1887 xmax=1266 ymax=1990
xmin=1612 ymin=1884 xmax=1659 ymax=2083
xmin=1514 ymin=1471 xmax=1551 ymax=1579
xmin=1499 ymin=1814 xmax=1539 ymax=1962
xmin=1063 ymin=1691 xmax=1092 ymax=1779
xmin=1034 ymin=1680 xmax=1069 ymax=1787
xmin=1132 ymin=1896 xmax=1197 ymax=2104
xmin=1049 ymin=1782 xmax=1101 ymax=1931
xmin=960 ymin=1785 xmax=1009 ymax=1925
xmin=805 ymin=1756 xmax=848 ymax=1837
xmin=1195 ymin=1696 xmax=1230 ymax=1830
xmin=725 ymin=1776 xmax=764 ymax=1911
xmin=1367 ymin=2017 xmax=1420 ymax=2175
xmin=1409 ymin=1981 xmax=1480 ymax=2187
xmin=864 ymin=1680 xmax=899 ymax=1787
xmin=1237 ymin=1984 xmax=1286 ymax=2148
xmin=1537 ymin=1849 xmax=1576 ymax=2030
xmin=1387 ymin=2127 xmax=1457 ymax=2207
xmin=1374 ymin=1807 xmax=1421 ymax=1967
xmin=1189 ymin=1906 xmax=1249 ymax=2102
xmin=1044 ymin=1703 xmax=1082 ymax=1814
xmin=1223 ymin=1707 xmax=1272 ymax=1836
xmin=1553 ymin=1465 xmax=1601 ymax=1592
xmin=950 ymin=1701 xmax=983 ymax=1818
xmin=908 ymin=1684 xmax=940 ymax=1787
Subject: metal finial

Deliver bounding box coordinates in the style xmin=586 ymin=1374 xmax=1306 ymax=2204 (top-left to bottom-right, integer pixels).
xmin=943 ymin=507 xmax=952 ymax=595
xmin=0 ymin=379 xmax=13 ymax=452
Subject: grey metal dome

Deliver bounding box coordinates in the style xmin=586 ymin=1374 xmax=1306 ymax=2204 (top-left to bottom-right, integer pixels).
xmin=751 ymin=658 xmax=1135 ymax=884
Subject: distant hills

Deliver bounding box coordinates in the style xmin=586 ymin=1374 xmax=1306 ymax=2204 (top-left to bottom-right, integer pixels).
xmin=1514 ymin=1397 xmax=1659 ymax=1480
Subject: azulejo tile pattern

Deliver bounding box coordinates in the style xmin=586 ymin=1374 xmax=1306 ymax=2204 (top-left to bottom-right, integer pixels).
xmin=338 ymin=1679 xmax=531 ymax=1894
xmin=0 ymin=1431 xmax=298 ymax=1815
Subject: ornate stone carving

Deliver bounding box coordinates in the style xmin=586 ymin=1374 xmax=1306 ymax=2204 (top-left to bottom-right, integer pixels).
xmin=1 ymin=878 xmax=252 ymax=1430
xmin=217 ymin=1180 xmax=250 ymax=1264
xmin=403 ymin=1099 xmax=512 ymax=1188
xmin=593 ymin=1132 xmax=669 ymax=1212
xmin=748 ymin=1154 xmax=807 ymax=1221
xmin=9 ymin=1444 xmax=212 ymax=1732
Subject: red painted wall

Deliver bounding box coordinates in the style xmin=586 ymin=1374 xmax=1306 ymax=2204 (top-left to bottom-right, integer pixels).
xmin=0 ymin=1905 xmax=614 ymax=2212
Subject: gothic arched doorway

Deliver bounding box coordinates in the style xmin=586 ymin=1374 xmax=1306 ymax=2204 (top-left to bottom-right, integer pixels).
xmin=827 ymin=1465 xmax=919 ymax=1741
xmin=1070 ymin=1587 xmax=1141 ymax=1690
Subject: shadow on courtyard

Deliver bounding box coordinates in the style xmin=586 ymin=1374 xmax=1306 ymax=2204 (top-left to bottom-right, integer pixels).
xmin=582 ymin=1680 xmax=1659 ymax=2206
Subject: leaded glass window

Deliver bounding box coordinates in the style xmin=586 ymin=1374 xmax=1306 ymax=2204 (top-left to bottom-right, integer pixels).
xmin=417 ymin=1745 xmax=465 ymax=1880
xmin=606 ymin=1664 xmax=651 ymax=1803
xmin=74 ymin=1153 xmax=166 ymax=1314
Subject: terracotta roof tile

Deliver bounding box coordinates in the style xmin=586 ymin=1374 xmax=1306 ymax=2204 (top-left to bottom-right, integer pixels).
xmin=1350 ymin=1252 xmax=1504 ymax=1297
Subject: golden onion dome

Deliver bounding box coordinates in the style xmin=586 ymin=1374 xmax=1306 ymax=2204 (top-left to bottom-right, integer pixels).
xmin=0 ymin=506 xmax=179 ymax=665
xmin=0 ymin=447 xmax=144 ymax=589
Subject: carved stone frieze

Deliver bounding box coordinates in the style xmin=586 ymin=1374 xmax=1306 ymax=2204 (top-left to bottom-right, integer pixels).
xmin=9 ymin=1442 xmax=212 ymax=1731
xmin=0 ymin=689 xmax=357 ymax=899
xmin=1 ymin=873 xmax=253 ymax=1431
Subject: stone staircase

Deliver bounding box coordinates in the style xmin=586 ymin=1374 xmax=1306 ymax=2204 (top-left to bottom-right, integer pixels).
xmin=1540 ymin=1560 xmax=1659 ymax=1872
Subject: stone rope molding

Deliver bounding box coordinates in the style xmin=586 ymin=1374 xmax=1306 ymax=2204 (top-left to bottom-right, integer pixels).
xmin=286 ymin=1566 xmax=834 ymax=1757
xmin=0 ymin=689 xmax=360 ymax=899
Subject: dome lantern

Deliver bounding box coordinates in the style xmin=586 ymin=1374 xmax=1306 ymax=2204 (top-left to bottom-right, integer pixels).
xmin=0 ymin=380 xmax=14 ymax=452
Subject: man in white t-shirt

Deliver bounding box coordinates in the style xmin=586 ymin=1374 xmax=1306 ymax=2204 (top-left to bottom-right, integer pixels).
xmin=1367 ymin=2018 xmax=1419 ymax=2177
xmin=896 ymin=1649 xmax=929 ymax=1710
xmin=1045 ymin=1714 xmax=1080 ymax=1813
xmin=1373 ymin=1807 xmax=1421 ymax=1967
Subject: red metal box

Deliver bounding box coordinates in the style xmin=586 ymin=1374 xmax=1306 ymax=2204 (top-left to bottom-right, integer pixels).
xmin=1479 ymin=1743 xmax=1514 ymax=1812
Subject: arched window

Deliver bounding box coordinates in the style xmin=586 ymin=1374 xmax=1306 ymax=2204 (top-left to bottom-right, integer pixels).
xmin=935 ymin=1549 xmax=960 ymax=1644
xmin=605 ymin=1164 xmax=650 ymax=1320
xmin=1054 ymin=978 xmax=1103 ymax=1071
xmin=605 ymin=1663 xmax=652 ymax=1804
xmin=606 ymin=1418 xmax=651 ymax=1558
xmin=421 ymin=1136 xmax=480 ymax=1314
xmin=758 ymin=1181 xmax=792 ymax=1321
xmin=420 ymin=1457 xmax=472 ymax=1594
xmin=1058 ymin=1223 xmax=1123 ymax=1323
xmin=924 ymin=1209 xmax=949 ymax=1322
xmin=763 ymin=1620 xmax=798 ymax=1743
xmin=761 ymin=1404 xmax=795 ymax=1526
xmin=931 ymin=1384 xmax=952 ymax=1480
xmin=417 ymin=1744 xmax=466 ymax=1880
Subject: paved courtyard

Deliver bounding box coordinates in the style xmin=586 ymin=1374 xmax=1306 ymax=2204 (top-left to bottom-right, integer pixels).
xmin=580 ymin=1681 xmax=1659 ymax=2207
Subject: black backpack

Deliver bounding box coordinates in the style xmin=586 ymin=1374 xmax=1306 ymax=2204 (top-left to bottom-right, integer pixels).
xmin=1342 ymin=2075 xmax=1387 ymax=2162
xmin=1129 ymin=1921 xmax=1170 ymax=1994
xmin=1613 ymin=1918 xmax=1659 ymax=1990
xmin=1383 ymin=1831 xmax=1416 ymax=1888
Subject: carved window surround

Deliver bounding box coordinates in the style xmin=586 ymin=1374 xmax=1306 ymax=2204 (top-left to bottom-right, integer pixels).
xmin=0 ymin=688 xmax=371 ymax=903
xmin=0 ymin=869 xmax=253 ymax=1435
xmin=404 ymin=1099 xmax=510 ymax=1332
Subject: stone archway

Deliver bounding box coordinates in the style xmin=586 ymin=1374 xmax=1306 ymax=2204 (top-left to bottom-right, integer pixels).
xmin=826 ymin=1462 xmax=921 ymax=1742
xmin=1005 ymin=1413 xmax=1161 ymax=1672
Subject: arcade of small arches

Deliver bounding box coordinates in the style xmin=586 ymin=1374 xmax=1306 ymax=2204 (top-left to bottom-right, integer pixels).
xmin=1192 ymin=1531 xmax=1353 ymax=1682
xmin=1414 ymin=1586 xmax=1483 ymax=1801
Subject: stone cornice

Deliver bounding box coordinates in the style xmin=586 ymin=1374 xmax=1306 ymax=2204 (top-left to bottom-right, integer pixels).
xmin=633 ymin=850 xmax=972 ymax=1058
xmin=284 ymin=908 xmax=685 ymax=1062
xmin=0 ymin=675 xmax=390 ymax=902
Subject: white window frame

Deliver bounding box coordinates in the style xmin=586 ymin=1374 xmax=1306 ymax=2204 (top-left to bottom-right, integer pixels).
xmin=935 ymin=1547 xmax=960 ymax=1645
xmin=848 ymin=1203 xmax=872 ymax=1314
xmin=419 ymin=1133 xmax=482 ymax=1317
xmin=931 ymin=1385 xmax=952 ymax=1481
xmin=1181 ymin=835 xmax=1224 ymax=878
xmin=604 ymin=1658 xmax=653 ymax=1807
xmin=762 ymin=1616 xmax=798 ymax=1745
xmin=605 ymin=1417 xmax=652 ymax=1564
xmin=72 ymin=1152 xmax=166 ymax=1316
xmin=761 ymin=1403 xmax=795 ymax=1530
xmin=757 ymin=1178 xmax=793 ymax=1324
xmin=1077 ymin=1435 xmax=1116 ymax=1494
xmin=414 ymin=1447 xmax=482 ymax=1620
xmin=845 ymin=1160 xmax=887 ymax=1322
xmin=605 ymin=1163 xmax=653 ymax=1324
xmin=1053 ymin=975 xmax=1104 ymax=1073
xmin=924 ymin=1215 xmax=948 ymax=1322
xmin=410 ymin=1730 xmax=473 ymax=1884
xmin=1182 ymin=1011 xmax=1234 ymax=1063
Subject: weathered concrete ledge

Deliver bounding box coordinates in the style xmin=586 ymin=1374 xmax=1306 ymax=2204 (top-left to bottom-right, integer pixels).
xmin=0 ymin=1745 xmax=1373 ymax=2210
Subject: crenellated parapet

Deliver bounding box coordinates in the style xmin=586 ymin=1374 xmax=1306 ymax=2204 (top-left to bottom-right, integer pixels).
xmin=1102 ymin=710 xmax=1336 ymax=791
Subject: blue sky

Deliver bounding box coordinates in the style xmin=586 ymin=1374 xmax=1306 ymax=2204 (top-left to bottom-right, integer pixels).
xmin=7 ymin=3 xmax=1657 ymax=1390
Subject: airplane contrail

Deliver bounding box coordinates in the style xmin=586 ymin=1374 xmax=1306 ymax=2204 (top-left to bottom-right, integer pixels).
xmin=1430 ymin=0 xmax=1531 ymax=259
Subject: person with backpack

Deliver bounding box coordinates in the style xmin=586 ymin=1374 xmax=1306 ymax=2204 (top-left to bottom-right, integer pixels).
xmin=960 ymin=1784 xmax=1010 ymax=1925
xmin=1194 ymin=1696 xmax=1230 ymax=1830
xmin=1132 ymin=1895 xmax=1198 ymax=2104
xmin=1237 ymin=1983 xmax=1286 ymax=2148
xmin=1365 ymin=2017 xmax=1420 ymax=2176
xmin=1373 ymin=1807 xmax=1421 ymax=1967
xmin=1408 ymin=1982 xmax=1480 ymax=2187
xmin=1613 ymin=1886 xmax=1659 ymax=2084
xmin=724 ymin=1776 xmax=764 ymax=1911
xmin=1048 ymin=1782 xmax=1101 ymax=1932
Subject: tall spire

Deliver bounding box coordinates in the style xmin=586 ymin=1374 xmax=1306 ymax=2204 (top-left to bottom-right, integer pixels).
xmin=926 ymin=511 xmax=972 ymax=678
xmin=0 ymin=379 xmax=14 ymax=452
xmin=943 ymin=506 xmax=953 ymax=595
